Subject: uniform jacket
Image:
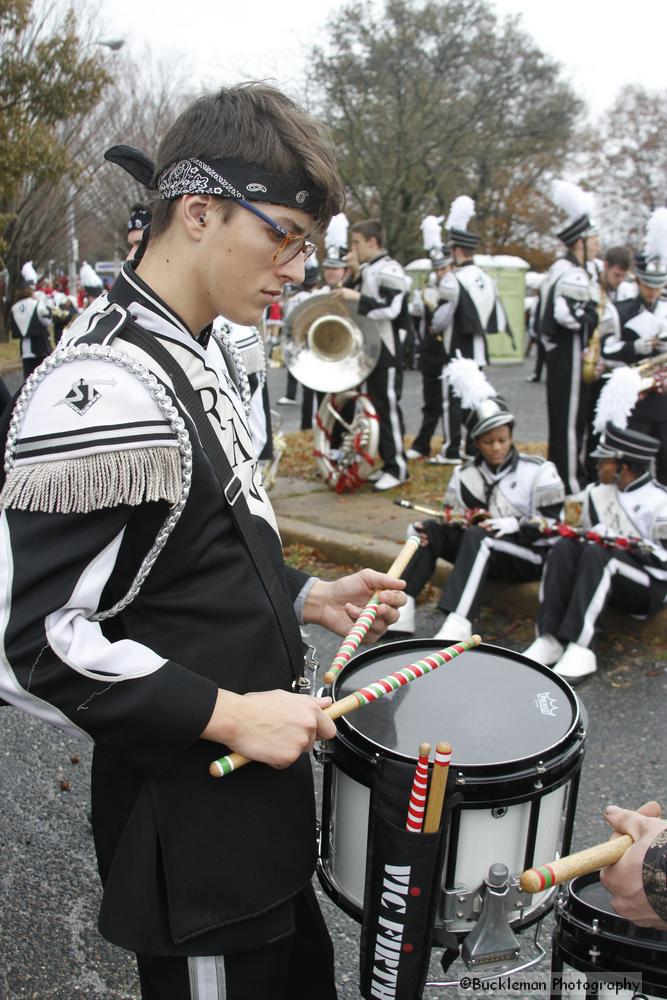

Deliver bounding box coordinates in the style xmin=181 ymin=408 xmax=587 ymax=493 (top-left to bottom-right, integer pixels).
xmin=0 ymin=263 xmax=317 ymax=955
xmin=601 ymin=295 xmax=667 ymax=422
xmin=9 ymin=295 xmax=51 ymax=360
xmin=540 ymin=253 xmax=598 ymax=349
xmin=351 ymin=252 xmax=410 ymax=365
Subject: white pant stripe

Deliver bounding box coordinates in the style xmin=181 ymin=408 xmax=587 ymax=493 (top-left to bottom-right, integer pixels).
xmin=576 ymin=557 xmax=650 ymax=648
xmin=566 ymin=337 xmax=581 ymax=493
xmin=488 ymin=538 xmax=544 ymax=564
xmin=386 ymin=368 xmax=407 ymax=480
xmin=188 ymin=956 xmax=227 ymax=1000
xmin=455 ymin=537 xmax=492 ymax=617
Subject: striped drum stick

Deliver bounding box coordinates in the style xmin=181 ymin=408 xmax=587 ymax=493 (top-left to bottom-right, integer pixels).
xmin=423 ymin=742 xmax=452 ymax=834
xmin=520 ymin=835 xmax=634 ymax=894
xmin=322 ymin=536 xmax=420 ymax=686
xmin=406 ymin=743 xmax=431 ymax=833
xmin=209 ymin=635 xmax=481 ymax=777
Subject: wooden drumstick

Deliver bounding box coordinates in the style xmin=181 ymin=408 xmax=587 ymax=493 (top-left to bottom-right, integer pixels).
xmin=209 ymin=636 xmax=481 ymax=777
xmin=423 ymin=742 xmax=452 ymax=834
xmin=322 ymin=535 xmax=420 ymax=686
xmin=520 ymin=835 xmax=634 ymax=893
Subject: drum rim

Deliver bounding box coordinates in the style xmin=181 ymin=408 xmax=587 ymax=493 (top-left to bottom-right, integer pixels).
xmin=557 ymin=872 xmax=667 ymax=949
xmin=332 ymin=639 xmax=584 ymax=773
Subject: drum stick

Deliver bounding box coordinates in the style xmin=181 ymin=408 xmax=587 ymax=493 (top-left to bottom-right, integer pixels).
xmin=406 ymin=743 xmax=431 ymax=833
xmin=519 ymin=835 xmax=634 ymax=893
xmin=423 ymin=742 xmax=452 ymax=834
xmin=393 ymin=499 xmax=443 ymax=518
xmin=322 ymin=535 xmax=420 ymax=686
xmin=209 ymin=635 xmax=481 ymax=777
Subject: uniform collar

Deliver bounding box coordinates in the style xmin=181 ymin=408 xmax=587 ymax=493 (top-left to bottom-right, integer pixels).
xmin=109 ymin=261 xmax=213 ymax=348
xmin=477 ymin=446 xmax=519 ymax=479
xmin=623 ymin=470 xmax=652 ymax=493
xmin=367 ymin=251 xmax=390 ymax=266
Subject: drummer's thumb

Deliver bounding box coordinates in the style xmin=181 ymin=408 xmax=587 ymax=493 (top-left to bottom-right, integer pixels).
xmin=604 ymin=804 xmax=639 ymax=841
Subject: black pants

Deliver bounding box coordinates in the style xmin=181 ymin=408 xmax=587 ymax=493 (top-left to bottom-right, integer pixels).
xmin=283 ymin=368 xmax=298 ymax=401
xmin=546 ymin=333 xmax=589 ymax=494
xmin=402 ymin=523 xmax=544 ymax=620
xmin=366 ymin=364 xmax=408 ymax=480
xmin=136 ymin=885 xmax=337 ymax=1000
xmin=301 ymin=387 xmax=324 ymax=431
xmin=410 ymin=363 xmax=444 ymax=457
xmin=537 ymin=538 xmax=656 ymax=646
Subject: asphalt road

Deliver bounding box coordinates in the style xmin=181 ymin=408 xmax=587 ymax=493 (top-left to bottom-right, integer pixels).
xmin=266 ymin=356 xmax=549 ymax=447
xmin=0 ymin=360 xmax=664 ymax=999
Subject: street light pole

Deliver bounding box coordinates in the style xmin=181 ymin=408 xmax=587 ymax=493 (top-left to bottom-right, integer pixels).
xmin=67 ymin=36 xmax=125 ymax=297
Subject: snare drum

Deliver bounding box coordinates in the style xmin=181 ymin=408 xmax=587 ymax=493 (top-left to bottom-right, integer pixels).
xmin=551 ymin=873 xmax=667 ymax=999
xmin=317 ymin=638 xmax=587 ymax=939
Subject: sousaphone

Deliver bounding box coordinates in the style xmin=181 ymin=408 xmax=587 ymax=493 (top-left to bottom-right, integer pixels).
xmin=283 ymin=294 xmax=381 ymax=492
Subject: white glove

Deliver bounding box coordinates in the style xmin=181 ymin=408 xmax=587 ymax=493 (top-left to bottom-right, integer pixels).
xmin=485 ymin=516 xmax=520 ymax=537
xmin=634 ymin=339 xmax=655 ymax=356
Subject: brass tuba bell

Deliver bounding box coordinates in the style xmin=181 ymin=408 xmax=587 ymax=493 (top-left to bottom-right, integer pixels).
xmin=283 ymin=293 xmax=381 ymax=393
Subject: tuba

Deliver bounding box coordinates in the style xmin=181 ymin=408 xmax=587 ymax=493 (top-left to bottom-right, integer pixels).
xmin=283 ymin=294 xmax=382 ymax=491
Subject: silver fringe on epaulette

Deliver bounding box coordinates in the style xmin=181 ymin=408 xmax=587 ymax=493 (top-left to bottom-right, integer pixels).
xmin=3 ymin=343 xmax=193 ymax=621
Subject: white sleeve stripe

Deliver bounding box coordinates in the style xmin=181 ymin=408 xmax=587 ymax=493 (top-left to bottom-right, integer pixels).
xmin=45 ymin=528 xmax=166 ymax=684
xmin=0 ymin=516 xmax=86 ymax=736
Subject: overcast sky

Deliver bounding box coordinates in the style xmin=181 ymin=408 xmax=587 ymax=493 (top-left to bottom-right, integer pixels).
xmin=100 ymin=0 xmax=664 ymax=118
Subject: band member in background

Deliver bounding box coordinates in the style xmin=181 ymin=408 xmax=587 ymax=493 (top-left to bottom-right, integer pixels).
xmin=127 ymin=204 xmax=152 ymax=261
xmin=319 ymin=212 xmax=349 ymax=291
xmin=0 ymin=82 xmax=406 ymax=1000
xmin=407 ymin=230 xmax=453 ymax=460
xmin=389 ymin=378 xmax=565 ymax=640
xmin=524 ymin=424 xmax=667 ymax=682
xmin=601 ymin=211 xmax=667 ymax=484
xmin=541 ymin=180 xmax=600 ymax=495
xmin=427 ymin=196 xmax=506 ymax=465
xmin=9 ymin=262 xmax=52 ymax=380
xmin=276 ymin=261 xmax=320 ymax=408
xmin=332 ymin=219 xmax=411 ymax=491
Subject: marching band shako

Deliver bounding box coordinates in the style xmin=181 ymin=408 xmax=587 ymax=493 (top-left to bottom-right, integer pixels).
xmin=317 ymin=639 xmax=587 ymax=993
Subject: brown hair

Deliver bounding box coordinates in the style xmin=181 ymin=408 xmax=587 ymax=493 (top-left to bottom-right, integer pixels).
xmin=150 ymin=82 xmax=344 ymax=237
xmin=350 ymin=219 xmax=384 ymax=246
xmin=605 ymin=246 xmax=631 ymax=270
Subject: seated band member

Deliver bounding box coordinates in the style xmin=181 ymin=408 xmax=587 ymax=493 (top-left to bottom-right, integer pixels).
xmin=524 ymin=423 xmax=667 ymax=683
xmin=389 ymin=396 xmax=565 ymax=640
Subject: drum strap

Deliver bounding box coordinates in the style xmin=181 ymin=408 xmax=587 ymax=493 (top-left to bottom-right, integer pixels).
xmin=120 ymin=324 xmax=306 ymax=685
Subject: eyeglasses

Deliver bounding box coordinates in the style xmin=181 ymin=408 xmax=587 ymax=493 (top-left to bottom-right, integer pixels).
xmin=237 ymin=198 xmax=316 ymax=266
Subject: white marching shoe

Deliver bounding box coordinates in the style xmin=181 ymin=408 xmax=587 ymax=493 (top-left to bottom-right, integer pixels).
xmin=433 ymin=611 xmax=472 ymax=641
xmin=386 ymin=594 xmax=415 ymax=635
xmin=523 ymin=634 xmax=564 ymax=667
xmin=406 ymin=448 xmax=426 ymax=460
xmin=373 ymin=472 xmax=404 ymax=492
xmin=554 ymin=643 xmax=597 ymax=684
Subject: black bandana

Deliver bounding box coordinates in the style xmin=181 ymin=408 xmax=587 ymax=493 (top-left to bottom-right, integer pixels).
xmin=105 ymin=144 xmax=318 ymax=215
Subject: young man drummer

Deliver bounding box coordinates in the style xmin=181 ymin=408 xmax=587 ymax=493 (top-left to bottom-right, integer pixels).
xmin=0 ymin=83 xmax=406 ymax=1000
xmin=388 ymin=390 xmax=565 ymax=640
xmin=523 ymin=423 xmax=667 ymax=682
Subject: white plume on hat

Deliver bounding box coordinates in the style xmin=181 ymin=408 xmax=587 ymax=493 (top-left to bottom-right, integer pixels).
xmin=445 ymin=354 xmax=497 ymax=410
xmin=644 ymin=206 xmax=667 ymax=261
xmin=445 ymin=196 xmax=475 ymax=232
xmin=593 ymin=367 xmax=641 ymax=433
xmin=324 ymin=213 xmax=349 ymax=250
xmin=79 ymin=262 xmax=103 ymax=289
xmin=551 ymin=180 xmax=595 ymax=223
xmin=420 ymin=215 xmax=445 ymax=252
xmin=21 ymin=261 xmax=38 ymax=283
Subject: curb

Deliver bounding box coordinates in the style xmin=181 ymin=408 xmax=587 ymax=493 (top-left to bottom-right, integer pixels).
xmin=278 ymin=514 xmax=667 ymax=644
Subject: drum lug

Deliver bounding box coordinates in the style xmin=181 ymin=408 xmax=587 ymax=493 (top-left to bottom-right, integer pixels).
xmin=313 ymin=739 xmax=334 ymax=763
xmin=460 ymin=864 xmax=521 ymax=970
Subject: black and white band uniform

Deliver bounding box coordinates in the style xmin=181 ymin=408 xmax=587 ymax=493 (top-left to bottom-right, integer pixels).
xmin=524 ymin=424 xmax=667 ymax=683
xmin=540 ymin=251 xmax=599 ymax=495
xmin=407 ymin=280 xmax=449 ymax=460
xmin=388 ymin=402 xmax=565 ymax=641
xmin=348 ymin=251 xmax=411 ymax=487
xmin=431 ymin=262 xmax=506 ymax=462
xmin=9 ymin=294 xmax=52 ymax=381
xmin=0 ymin=263 xmax=341 ymax=1000
xmin=601 ymin=292 xmax=667 ymax=484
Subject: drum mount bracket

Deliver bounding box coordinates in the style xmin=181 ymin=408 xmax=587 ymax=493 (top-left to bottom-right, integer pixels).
xmin=443 ymin=873 xmax=530 ymax=926
xmin=460 ymin=864 xmax=521 ymax=969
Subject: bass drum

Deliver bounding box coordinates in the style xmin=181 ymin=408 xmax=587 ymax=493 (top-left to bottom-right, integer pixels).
xmin=551 ymin=872 xmax=667 ymax=999
xmin=313 ymin=390 xmax=379 ymax=493
xmin=317 ymin=638 xmax=587 ymax=940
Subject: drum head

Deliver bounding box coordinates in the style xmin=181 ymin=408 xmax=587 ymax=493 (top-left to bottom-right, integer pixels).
xmin=334 ymin=639 xmax=581 ymax=769
xmin=569 ymin=872 xmax=667 ymax=945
